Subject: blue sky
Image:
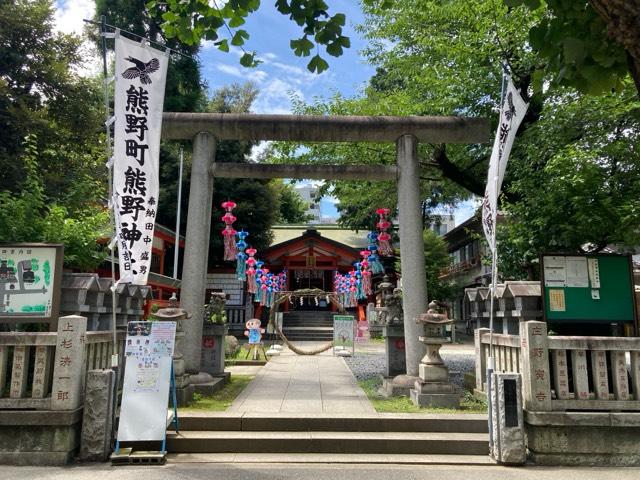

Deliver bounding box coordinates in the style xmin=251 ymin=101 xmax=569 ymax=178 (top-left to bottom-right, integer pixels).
xmin=53 ymin=0 xmax=478 ymax=226
xmin=198 ymin=1 xmax=374 ymax=114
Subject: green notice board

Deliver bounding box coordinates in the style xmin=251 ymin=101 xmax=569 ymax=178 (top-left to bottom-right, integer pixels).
xmin=541 ymin=254 xmax=636 ymax=325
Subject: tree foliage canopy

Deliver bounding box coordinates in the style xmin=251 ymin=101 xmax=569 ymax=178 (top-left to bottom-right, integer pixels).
xmin=147 ymin=0 xmax=351 ymax=73
xmin=267 ymin=0 xmax=640 ymax=281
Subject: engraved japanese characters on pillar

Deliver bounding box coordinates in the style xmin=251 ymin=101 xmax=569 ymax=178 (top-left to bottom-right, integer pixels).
xmin=520 ymin=321 xmax=551 ymax=411
xmin=51 ymin=315 xmax=87 ymax=410
xmin=571 ymin=350 xmax=589 ymax=401
xmin=552 ymin=349 xmax=571 ymax=400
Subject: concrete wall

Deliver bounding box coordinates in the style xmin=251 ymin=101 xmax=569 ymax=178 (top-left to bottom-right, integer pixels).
xmin=0 ymin=408 xmax=83 ymax=465
xmin=525 ymin=411 xmax=640 ymax=466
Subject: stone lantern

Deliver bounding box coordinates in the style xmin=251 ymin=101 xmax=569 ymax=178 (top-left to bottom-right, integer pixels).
xmin=410 ymin=300 xmax=460 ymax=408
xmin=154 ymin=293 xmax=193 ymax=405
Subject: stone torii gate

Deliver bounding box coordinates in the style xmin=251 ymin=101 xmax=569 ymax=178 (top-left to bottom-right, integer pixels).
xmin=161 ymin=113 xmax=489 ymax=379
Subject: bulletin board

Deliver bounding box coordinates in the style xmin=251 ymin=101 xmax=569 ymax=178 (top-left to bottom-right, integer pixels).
xmin=117 ymin=321 xmax=176 ymax=442
xmin=540 ymin=254 xmax=637 ymax=329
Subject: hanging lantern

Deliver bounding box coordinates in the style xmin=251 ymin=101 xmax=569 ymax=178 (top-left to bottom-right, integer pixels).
xmin=376 ymin=208 xmax=393 ymax=256
xmin=221 ymin=201 xmax=238 ymax=261
xmin=235 ymin=230 xmax=248 ymax=280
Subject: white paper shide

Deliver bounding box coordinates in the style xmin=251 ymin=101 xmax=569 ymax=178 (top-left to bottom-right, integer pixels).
xmin=113 ymin=33 xmax=168 ymax=285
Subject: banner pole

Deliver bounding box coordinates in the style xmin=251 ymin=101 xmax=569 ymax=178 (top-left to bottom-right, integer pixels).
xmin=486 ymin=66 xmax=507 ymax=451
xmin=99 ymin=14 xmax=120 ymax=453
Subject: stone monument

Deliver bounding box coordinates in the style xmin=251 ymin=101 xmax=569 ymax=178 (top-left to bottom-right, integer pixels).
xmin=153 ymin=294 xmax=194 ymax=405
xmin=377 ymin=277 xmax=412 ymax=396
xmin=410 ymin=301 xmax=460 ymax=408
xmin=201 ymin=292 xmax=230 ymax=384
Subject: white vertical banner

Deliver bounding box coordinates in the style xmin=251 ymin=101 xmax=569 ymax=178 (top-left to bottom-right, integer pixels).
xmin=481 ymin=76 xmax=529 ymax=252
xmin=113 ymin=33 xmax=168 ymax=285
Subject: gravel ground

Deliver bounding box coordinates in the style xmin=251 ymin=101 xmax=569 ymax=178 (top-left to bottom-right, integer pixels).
xmin=344 ymin=350 xmax=475 ymax=391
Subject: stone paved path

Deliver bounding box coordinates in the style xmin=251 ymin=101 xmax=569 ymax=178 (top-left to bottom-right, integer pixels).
xmin=228 ymin=345 xmax=375 ymax=414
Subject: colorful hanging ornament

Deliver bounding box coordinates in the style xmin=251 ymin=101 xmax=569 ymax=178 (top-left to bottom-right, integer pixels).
xmin=235 ymin=230 xmax=248 ymax=280
xmin=366 ymin=232 xmax=385 ymax=274
xmin=359 ymin=251 xmax=373 ymax=296
xmin=221 ymin=201 xmax=238 ymax=261
xmin=245 ymin=248 xmax=257 ymax=293
xmin=376 ymin=208 xmax=393 ymax=256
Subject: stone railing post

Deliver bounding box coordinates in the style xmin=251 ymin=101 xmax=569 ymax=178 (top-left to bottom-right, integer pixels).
xmin=519 ymin=320 xmax=551 ymax=411
xmin=51 ymin=315 xmax=87 ymax=410
xmin=475 ymin=327 xmax=490 ymax=392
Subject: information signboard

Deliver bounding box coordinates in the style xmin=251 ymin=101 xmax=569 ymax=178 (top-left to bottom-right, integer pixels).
xmin=118 ymin=321 xmax=176 ymax=442
xmin=0 ymin=243 xmax=63 ymax=329
xmin=333 ymin=315 xmax=355 ymax=356
xmin=541 ymin=254 xmax=637 ymax=331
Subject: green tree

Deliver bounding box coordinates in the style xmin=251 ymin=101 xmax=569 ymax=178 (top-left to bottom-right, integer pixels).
xmin=147 ymin=0 xmax=351 ymax=73
xmin=272 ymin=181 xmax=313 ymax=224
xmin=0 ymin=0 xmax=105 ymax=205
xmin=497 ymin=82 xmax=640 ymax=279
xmin=504 ymin=0 xmax=640 ymax=96
xmin=395 ymin=229 xmax=453 ymax=302
xmin=0 ymin=136 xmax=110 ymax=269
xmin=269 ymin=0 xmax=640 ymax=281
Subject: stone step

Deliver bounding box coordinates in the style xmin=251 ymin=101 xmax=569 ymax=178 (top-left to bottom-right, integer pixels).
xmin=175 ymin=413 xmax=489 ymax=433
xmin=166 ymin=431 xmax=489 ymax=455
xmin=167 ymin=452 xmax=495 ymax=465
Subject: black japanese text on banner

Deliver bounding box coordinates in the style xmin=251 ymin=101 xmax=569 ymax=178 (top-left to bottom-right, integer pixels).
xmin=113 ymin=33 xmax=168 ymax=285
xmin=481 ymin=77 xmax=528 ymax=252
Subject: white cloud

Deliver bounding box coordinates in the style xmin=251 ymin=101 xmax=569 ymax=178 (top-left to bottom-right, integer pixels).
xmin=54 ymin=0 xmax=94 ymax=35
xmin=252 ymin=78 xmax=304 ymax=114
xmin=215 ymin=64 xmax=268 ymax=83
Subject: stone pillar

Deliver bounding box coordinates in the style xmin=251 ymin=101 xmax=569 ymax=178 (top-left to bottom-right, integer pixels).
xmin=519 ymin=320 xmax=551 ymax=411
xmin=182 ymin=132 xmax=216 ymax=373
xmin=80 ymin=369 xmax=115 ymax=462
xmin=490 ymin=372 xmax=526 ymax=465
xmin=396 ymin=134 xmax=427 ymax=377
xmin=51 ymin=315 xmax=87 ymax=410
xmin=382 ymin=324 xmax=406 ymax=377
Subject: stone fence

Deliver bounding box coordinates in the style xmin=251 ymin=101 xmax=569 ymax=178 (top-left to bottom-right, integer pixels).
xmin=475 ymin=321 xmax=640 ymax=411
xmin=0 ymin=316 xmax=125 ymax=411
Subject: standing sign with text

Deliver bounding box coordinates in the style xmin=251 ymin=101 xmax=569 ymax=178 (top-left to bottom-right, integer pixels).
xmin=113 ymin=33 xmax=168 ymax=285
xmin=118 ymin=321 xmax=176 ymax=442
xmin=333 ymin=315 xmax=355 ymax=356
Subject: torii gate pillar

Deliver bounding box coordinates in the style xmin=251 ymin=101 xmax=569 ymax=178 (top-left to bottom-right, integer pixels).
xmin=396 ymin=134 xmax=428 ymax=377
xmin=182 ymin=131 xmax=216 ymax=373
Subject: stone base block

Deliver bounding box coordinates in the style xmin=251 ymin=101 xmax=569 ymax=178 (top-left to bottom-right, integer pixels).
xmin=380 ymin=374 xmax=417 ymax=398
xmin=410 ymin=388 xmax=460 ymax=409
xmin=193 ymin=376 xmax=227 ymax=396
xmin=175 ymin=384 xmax=195 ymax=407
xmin=413 ymin=380 xmax=456 ymax=394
